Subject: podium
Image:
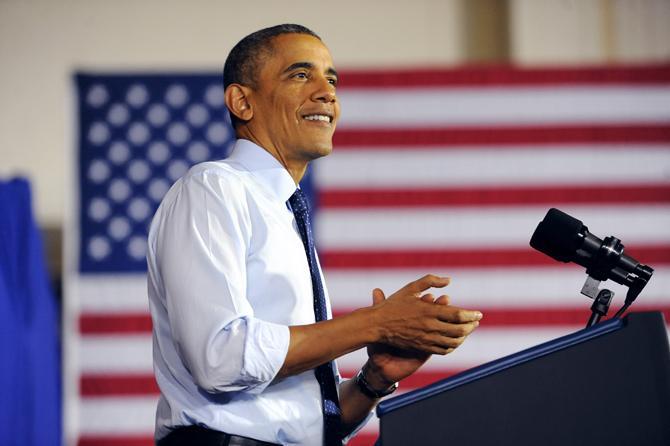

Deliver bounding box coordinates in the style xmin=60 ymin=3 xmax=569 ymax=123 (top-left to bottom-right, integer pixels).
xmin=376 ymin=312 xmax=670 ymax=446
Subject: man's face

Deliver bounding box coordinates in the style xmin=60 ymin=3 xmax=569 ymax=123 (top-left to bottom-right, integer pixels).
xmin=246 ymin=33 xmax=340 ymax=164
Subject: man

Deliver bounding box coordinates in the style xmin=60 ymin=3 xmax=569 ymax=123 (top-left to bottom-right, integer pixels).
xmin=147 ymin=24 xmax=482 ymax=446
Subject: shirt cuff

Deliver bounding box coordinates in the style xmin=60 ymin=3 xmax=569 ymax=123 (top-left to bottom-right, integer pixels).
xmin=241 ymin=317 xmax=290 ymax=394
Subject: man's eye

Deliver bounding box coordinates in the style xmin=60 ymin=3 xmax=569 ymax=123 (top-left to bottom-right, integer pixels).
xmin=293 ymin=72 xmax=308 ymax=79
xmin=328 ymin=78 xmax=338 ymax=86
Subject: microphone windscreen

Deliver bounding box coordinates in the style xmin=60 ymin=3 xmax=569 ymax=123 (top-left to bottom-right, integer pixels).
xmin=530 ymin=208 xmax=585 ymax=262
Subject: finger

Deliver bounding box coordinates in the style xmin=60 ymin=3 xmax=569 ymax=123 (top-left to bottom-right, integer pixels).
xmin=402 ymin=274 xmax=450 ymax=296
xmin=425 ymin=320 xmax=480 ymax=338
xmin=372 ymin=288 xmax=386 ymax=305
xmin=422 ymin=336 xmax=462 ymax=355
xmin=434 ymin=295 xmax=449 ymax=306
xmin=436 ymin=307 xmax=483 ymax=323
xmin=420 ymin=293 xmax=435 ymax=303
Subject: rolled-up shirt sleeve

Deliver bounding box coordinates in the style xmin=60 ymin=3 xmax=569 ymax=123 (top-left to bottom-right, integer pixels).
xmin=152 ymin=170 xmax=290 ymax=394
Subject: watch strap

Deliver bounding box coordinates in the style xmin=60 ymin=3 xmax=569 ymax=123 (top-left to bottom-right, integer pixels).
xmin=355 ymin=369 xmax=398 ymax=399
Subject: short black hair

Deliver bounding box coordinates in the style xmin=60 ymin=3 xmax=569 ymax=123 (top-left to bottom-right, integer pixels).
xmin=223 ymin=24 xmax=322 ymax=128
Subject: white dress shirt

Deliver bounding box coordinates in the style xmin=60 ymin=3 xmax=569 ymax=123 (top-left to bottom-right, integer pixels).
xmin=147 ymin=139 xmax=345 ymax=445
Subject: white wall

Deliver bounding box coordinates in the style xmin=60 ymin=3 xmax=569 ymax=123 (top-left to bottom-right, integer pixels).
xmin=510 ymin=0 xmax=670 ymax=64
xmin=1 ymin=0 xmax=669 ymax=226
xmin=0 ymin=0 xmax=467 ymax=226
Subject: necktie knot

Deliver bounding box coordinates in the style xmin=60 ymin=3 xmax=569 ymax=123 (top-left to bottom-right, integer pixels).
xmin=288 ymin=188 xmax=310 ymax=216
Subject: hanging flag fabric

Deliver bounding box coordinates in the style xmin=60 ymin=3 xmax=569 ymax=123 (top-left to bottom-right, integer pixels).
xmin=67 ymin=66 xmax=670 ymax=446
xmin=0 ymin=178 xmax=61 ymax=446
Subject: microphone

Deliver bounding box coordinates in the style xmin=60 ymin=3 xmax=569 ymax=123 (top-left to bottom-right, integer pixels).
xmin=530 ymin=208 xmax=653 ymax=307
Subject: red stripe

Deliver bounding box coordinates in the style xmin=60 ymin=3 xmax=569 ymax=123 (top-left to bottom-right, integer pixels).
xmin=78 ymin=305 xmax=670 ymax=337
xmin=79 ymin=371 xmax=459 ymax=397
xmin=78 ymin=436 xmax=153 ymax=446
xmin=333 ymin=306 xmax=670 ymax=327
xmin=321 ymin=245 xmax=670 ymax=269
xmin=80 ymin=313 xmax=152 ymax=334
xmin=333 ymin=124 xmax=670 ymax=147
xmin=78 ymin=434 xmax=380 ymax=446
xmin=348 ymin=433 xmax=378 ymax=446
xmin=79 ymin=370 xmax=460 ymax=397
xmin=320 ymin=184 xmax=670 ymax=208
xmin=81 ymin=373 xmax=159 ymax=396
xmin=339 ymin=65 xmax=670 ymax=88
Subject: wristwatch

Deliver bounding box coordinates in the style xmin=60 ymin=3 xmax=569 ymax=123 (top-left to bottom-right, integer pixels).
xmin=355 ymin=368 xmax=399 ymax=399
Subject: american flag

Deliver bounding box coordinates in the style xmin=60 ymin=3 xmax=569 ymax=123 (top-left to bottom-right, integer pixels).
xmin=67 ymin=65 xmax=670 ymax=446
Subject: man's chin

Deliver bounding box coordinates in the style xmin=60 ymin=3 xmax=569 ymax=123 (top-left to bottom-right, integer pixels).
xmin=304 ymin=141 xmax=333 ymax=160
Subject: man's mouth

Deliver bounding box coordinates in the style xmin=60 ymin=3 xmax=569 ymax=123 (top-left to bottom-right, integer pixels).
xmin=302 ymin=114 xmax=333 ymax=123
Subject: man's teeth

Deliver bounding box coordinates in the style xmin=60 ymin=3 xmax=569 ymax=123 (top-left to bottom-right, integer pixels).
xmin=304 ymin=115 xmax=330 ymax=122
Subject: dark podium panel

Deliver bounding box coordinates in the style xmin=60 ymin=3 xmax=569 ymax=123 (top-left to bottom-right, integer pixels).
xmin=377 ymin=312 xmax=670 ymax=446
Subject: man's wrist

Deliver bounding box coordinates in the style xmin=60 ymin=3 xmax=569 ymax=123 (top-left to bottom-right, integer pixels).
xmin=355 ymin=364 xmax=398 ymax=399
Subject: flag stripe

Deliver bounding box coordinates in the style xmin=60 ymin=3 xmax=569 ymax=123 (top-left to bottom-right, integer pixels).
xmin=319 ymin=184 xmax=670 ymax=208
xmin=79 ymin=369 xmax=460 ymax=397
xmin=333 ymin=125 xmax=670 ymax=147
xmin=78 ymin=306 xmax=670 ymax=335
xmin=338 ymin=88 xmax=670 ymax=127
xmin=320 ymin=245 xmax=670 ymax=269
xmin=77 ymin=434 xmax=379 ymax=446
xmin=80 ymin=313 xmax=152 ymax=334
xmin=317 ymin=147 xmax=670 ymax=189
xmin=317 ymin=207 xmax=670 ymax=248
xmin=340 ymin=65 xmax=670 ymax=88
xmin=78 ymin=436 xmax=153 ymax=446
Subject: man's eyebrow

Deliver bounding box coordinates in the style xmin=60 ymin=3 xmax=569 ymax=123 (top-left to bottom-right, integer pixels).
xmin=326 ymin=67 xmax=338 ymax=79
xmin=283 ymin=62 xmax=339 ymax=78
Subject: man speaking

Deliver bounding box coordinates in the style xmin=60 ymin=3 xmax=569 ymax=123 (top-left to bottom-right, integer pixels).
xmin=147 ymin=24 xmax=483 ymax=446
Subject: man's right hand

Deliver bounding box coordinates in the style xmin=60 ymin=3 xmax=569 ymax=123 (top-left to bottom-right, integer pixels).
xmin=368 ymin=274 xmax=482 ymax=355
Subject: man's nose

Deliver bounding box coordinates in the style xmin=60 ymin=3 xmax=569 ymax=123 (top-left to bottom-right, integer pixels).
xmin=311 ymin=78 xmax=337 ymax=103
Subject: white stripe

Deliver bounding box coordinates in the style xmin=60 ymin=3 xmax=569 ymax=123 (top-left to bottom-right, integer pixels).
xmin=325 ymin=267 xmax=670 ymax=309
xmin=336 ymin=327 xmax=584 ymax=371
xmin=75 ymin=329 xmax=569 ymax=373
xmin=74 ymin=266 xmax=670 ymax=313
xmin=315 ymin=205 xmax=670 ymax=248
xmin=77 ymin=395 xmax=383 ymax=437
xmin=337 ymin=87 xmax=670 ymax=127
xmin=77 ymin=275 xmax=149 ymax=312
xmin=80 ymin=335 xmax=153 ymax=373
xmin=315 ymin=146 xmax=670 ymax=188
xmin=78 ymin=326 xmax=636 ymax=373
xmin=79 ymin=396 xmax=157 ymax=435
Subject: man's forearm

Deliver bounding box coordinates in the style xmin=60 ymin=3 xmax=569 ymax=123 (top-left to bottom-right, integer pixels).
xmin=337 ymin=375 xmax=379 ymax=437
xmin=276 ymin=307 xmax=379 ymax=379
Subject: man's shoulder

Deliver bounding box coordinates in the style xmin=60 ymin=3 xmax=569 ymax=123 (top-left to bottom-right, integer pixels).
xmin=157 ymin=159 xmax=253 ymax=208
xmin=179 ymin=158 xmax=252 ymax=190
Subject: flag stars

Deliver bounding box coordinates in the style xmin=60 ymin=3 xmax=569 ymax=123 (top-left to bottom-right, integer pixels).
xmin=205 ymin=84 xmax=225 ymax=108
xmin=147 ymin=103 xmax=170 ymax=127
xmin=86 ymin=84 xmax=109 ymax=108
xmin=147 ymin=141 xmax=170 ymax=165
xmin=127 ymin=122 xmax=151 ymax=146
xmin=108 ymin=141 xmax=131 ymax=165
xmin=165 ymin=84 xmax=189 ymax=108
xmin=87 ymin=236 xmax=111 ymax=260
xmin=107 ymin=103 xmax=130 ymax=127
xmin=88 ymin=122 xmax=110 ymax=145
xmin=126 ymin=84 xmax=149 ymax=108
xmin=79 ymin=76 xmax=234 ymax=270
xmin=167 ymin=122 xmax=190 ymax=146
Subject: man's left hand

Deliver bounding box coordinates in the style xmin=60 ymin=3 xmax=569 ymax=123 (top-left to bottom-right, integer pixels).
xmin=364 ymin=288 xmax=476 ymax=390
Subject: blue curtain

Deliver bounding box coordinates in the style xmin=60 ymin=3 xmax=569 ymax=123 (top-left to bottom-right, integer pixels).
xmin=0 ymin=178 xmax=61 ymax=445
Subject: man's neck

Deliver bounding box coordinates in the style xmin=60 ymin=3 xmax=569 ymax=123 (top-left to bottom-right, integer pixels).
xmin=236 ymin=132 xmax=307 ymax=185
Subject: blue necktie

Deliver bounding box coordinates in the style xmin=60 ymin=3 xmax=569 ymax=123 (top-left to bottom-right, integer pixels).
xmin=288 ymin=189 xmax=342 ymax=446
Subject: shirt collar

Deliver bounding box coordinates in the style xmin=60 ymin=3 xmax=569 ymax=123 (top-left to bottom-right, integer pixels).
xmin=226 ymin=139 xmax=298 ymax=203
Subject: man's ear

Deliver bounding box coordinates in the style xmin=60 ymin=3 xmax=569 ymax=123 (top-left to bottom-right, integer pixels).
xmin=225 ymin=84 xmax=254 ymax=122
